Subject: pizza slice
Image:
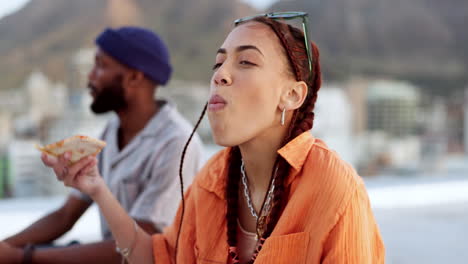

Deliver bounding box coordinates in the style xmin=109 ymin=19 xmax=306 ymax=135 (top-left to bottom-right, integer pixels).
xmin=35 ymin=135 xmax=106 ymax=164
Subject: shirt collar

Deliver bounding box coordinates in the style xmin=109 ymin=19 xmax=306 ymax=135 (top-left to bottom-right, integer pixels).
xmin=277 ymin=131 xmax=315 ymax=172
xmin=199 ymin=132 xmax=315 ymax=200
xmin=140 ymin=99 xmax=173 ymax=137
xmin=197 ymin=148 xmax=230 ymax=200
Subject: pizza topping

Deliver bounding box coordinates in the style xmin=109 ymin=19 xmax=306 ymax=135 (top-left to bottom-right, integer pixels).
xmin=35 ymin=135 xmax=106 ymax=163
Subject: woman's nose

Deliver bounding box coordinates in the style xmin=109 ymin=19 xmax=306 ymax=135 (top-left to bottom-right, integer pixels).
xmin=213 ymin=66 xmax=232 ymax=86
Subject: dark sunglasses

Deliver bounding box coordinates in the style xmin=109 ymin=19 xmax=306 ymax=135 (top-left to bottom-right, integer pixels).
xmin=234 ymin=11 xmax=313 ymax=77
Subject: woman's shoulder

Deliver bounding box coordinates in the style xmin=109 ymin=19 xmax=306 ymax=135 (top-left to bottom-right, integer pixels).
xmin=192 ymin=148 xmax=230 ymax=198
xmin=305 ymin=137 xmax=362 ymax=186
xmin=299 ymin=137 xmax=366 ymax=215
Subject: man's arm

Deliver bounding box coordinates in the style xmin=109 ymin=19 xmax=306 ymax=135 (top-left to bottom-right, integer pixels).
xmin=4 ymin=196 xmax=90 ymax=247
xmin=29 ymin=220 xmax=158 ymax=264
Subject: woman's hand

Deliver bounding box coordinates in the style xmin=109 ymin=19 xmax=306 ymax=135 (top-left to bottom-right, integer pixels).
xmin=0 ymin=241 xmax=22 ymax=264
xmin=41 ymin=152 xmax=105 ymax=198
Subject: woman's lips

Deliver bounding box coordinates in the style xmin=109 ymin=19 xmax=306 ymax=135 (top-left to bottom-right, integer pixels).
xmin=208 ymin=94 xmax=227 ymax=111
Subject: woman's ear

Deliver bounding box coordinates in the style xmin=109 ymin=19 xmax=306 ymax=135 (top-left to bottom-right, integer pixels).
xmin=280 ymin=81 xmax=308 ymax=111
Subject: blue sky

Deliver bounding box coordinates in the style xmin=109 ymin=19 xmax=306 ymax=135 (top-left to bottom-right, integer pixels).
xmin=0 ymin=0 xmax=278 ymax=20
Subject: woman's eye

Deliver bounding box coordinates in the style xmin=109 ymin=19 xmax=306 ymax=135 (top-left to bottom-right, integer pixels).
xmin=240 ymin=60 xmax=256 ymax=66
xmin=212 ymin=62 xmax=222 ymax=70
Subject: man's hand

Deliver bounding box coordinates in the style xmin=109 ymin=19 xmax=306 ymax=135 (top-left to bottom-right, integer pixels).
xmin=0 ymin=241 xmax=23 ymax=264
xmin=41 ymin=152 xmax=105 ymax=198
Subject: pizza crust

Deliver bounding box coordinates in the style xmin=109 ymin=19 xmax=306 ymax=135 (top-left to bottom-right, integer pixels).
xmin=35 ymin=135 xmax=106 ymax=163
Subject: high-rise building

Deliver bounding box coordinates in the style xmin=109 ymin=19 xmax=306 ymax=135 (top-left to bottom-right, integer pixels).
xmin=314 ymin=85 xmax=354 ymax=165
xmin=367 ymin=80 xmax=421 ymax=137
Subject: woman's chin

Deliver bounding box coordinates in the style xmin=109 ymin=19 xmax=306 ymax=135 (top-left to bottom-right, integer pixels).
xmin=209 ymin=121 xmax=250 ymax=147
xmin=211 ymin=131 xmax=244 ymax=147
xmin=212 ymin=135 xmax=235 ymax=147
xmin=209 ymin=121 xmax=231 ymax=147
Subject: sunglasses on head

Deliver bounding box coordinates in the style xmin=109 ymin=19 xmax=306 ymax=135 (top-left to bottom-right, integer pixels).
xmin=234 ymin=12 xmax=313 ymax=76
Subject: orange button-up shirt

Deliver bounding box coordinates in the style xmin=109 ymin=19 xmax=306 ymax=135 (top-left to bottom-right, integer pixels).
xmin=153 ymin=132 xmax=385 ymax=263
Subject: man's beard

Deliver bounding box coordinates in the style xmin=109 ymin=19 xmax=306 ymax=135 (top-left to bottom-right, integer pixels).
xmin=89 ymin=75 xmax=127 ymax=114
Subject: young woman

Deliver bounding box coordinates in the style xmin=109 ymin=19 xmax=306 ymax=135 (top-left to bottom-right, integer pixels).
xmin=40 ymin=13 xmax=384 ymax=264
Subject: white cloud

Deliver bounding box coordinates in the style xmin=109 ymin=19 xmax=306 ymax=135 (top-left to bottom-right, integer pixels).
xmin=0 ymin=0 xmax=30 ymax=19
xmin=241 ymin=0 xmax=278 ymax=10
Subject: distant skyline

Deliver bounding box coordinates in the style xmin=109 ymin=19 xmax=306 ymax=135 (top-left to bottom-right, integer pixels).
xmin=0 ymin=0 xmax=279 ymax=20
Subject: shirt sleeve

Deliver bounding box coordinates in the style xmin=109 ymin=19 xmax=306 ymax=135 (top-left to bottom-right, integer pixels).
xmin=152 ymin=184 xmax=197 ymax=264
xmin=129 ymin=134 xmax=203 ymax=231
xmin=321 ymin=183 xmax=386 ymax=264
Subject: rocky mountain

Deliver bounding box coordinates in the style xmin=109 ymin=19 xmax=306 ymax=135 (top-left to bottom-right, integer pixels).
xmin=270 ymin=0 xmax=467 ymax=94
xmin=0 ymin=0 xmax=254 ymax=89
xmin=0 ymin=0 xmax=466 ymax=95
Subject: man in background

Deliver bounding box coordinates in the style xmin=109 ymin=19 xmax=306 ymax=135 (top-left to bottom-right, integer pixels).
xmin=0 ymin=26 xmax=203 ymax=264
